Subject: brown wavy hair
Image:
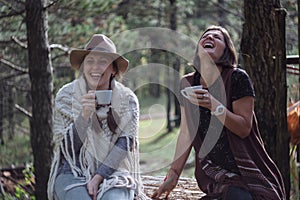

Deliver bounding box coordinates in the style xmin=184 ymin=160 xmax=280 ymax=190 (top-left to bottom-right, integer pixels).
xmin=192 ymin=25 xmax=238 ymax=70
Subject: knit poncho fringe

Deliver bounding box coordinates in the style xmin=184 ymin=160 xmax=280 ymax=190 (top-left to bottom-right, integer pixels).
xmin=47 ymin=77 xmax=150 ymax=200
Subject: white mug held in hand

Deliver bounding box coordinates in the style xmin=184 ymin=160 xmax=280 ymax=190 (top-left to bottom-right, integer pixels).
xmin=181 ymin=85 xmax=203 ymax=99
xmin=95 ymin=90 xmax=112 ymax=105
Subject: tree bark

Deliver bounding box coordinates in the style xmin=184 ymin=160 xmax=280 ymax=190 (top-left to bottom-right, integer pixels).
xmin=25 ymin=0 xmax=53 ymax=199
xmin=166 ymin=52 xmax=173 ymax=132
xmin=0 ymin=80 xmax=4 ymax=145
xmin=7 ymin=84 xmax=14 ymax=140
xmin=169 ymin=0 xmax=181 ymax=127
xmin=217 ymin=0 xmax=226 ymax=27
xmin=241 ymin=0 xmax=289 ymax=198
xmin=297 ymin=0 xmax=300 ymax=184
xmin=149 ymin=49 xmax=161 ymax=98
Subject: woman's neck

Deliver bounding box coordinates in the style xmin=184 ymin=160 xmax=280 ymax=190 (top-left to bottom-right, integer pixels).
xmin=200 ymin=65 xmax=222 ymax=87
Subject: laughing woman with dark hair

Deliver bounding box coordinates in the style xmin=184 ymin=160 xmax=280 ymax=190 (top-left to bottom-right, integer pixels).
xmin=152 ymin=25 xmax=285 ymax=200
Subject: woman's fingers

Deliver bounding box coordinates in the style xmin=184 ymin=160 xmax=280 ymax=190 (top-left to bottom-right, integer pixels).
xmin=189 ymin=92 xmax=211 ymax=108
xmin=152 ymin=178 xmax=176 ymax=199
xmin=87 ymin=174 xmax=103 ymax=200
xmin=81 ymin=92 xmax=96 ymax=107
xmin=193 ymin=89 xmax=209 ymax=99
xmin=198 ymin=93 xmax=209 ymax=99
xmin=87 ymin=183 xmax=97 ymax=200
xmin=152 ymin=186 xmax=164 ymax=198
xmin=152 ymin=187 xmax=169 ymax=199
xmin=151 ymin=185 xmax=164 ymax=198
xmin=151 ymin=190 xmax=159 ymax=198
xmin=81 ymin=98 xmax=96 ymax=107
xmin=81 ymin=91 xmax=97 ymax=120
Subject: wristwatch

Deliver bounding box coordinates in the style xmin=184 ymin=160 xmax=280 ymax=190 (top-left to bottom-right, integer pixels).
xmin=211 ymin=104 xmax=226 ymax=116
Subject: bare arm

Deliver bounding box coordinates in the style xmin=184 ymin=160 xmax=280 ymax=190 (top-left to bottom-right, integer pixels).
xmin=170 ymin=106 xmax=193 ymax=174
xmin=223 ymin=96 xmax=254 ymax=138
xmin=152 ymin=106 xmax=193 ymax=199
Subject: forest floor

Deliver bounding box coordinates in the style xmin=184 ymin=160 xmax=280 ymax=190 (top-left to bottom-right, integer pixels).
xmin=1 ymin=101 xmax=299 ymax=199
xmin=0 ymin=116 xmax=198 ymax=199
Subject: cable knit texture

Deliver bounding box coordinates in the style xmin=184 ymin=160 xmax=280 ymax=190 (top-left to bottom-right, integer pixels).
xmin=47 ymin=76 xmax=149 ymax=200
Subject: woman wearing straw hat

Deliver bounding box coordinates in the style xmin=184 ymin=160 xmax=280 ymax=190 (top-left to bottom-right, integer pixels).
xmin=47 ymin=34 xmax=148 ymax=200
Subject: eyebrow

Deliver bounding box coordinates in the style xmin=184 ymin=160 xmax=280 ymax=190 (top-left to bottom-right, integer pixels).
xmin=202 ymin=32 xmax=222 ymax=37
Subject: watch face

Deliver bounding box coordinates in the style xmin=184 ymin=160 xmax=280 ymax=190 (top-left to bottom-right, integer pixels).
xmin=212 ymin=104 xmax=225 ymax=116
xmin=217 ymin=106 xmax=223 ymax=112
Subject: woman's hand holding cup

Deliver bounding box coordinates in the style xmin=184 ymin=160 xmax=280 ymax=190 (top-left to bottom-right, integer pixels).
xmin=181 ymin=85 xmax=212 ymax=107
xmin=180 ymin=85 xmax=203 ymax=99
xmin=81 ymin=90 xmax=96 ymax=121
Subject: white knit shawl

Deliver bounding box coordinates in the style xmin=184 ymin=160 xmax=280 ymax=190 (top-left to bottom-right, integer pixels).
xmin=47 ymin=76 xmax=149 ymax=200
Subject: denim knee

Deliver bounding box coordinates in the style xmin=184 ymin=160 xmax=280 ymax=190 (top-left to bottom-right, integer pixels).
xmin=100 ymin=188 xmax=134 ymax=200
xmin=225 ymin=186 xmax=253 ymax=200
xmin=54 ymin=173 xmax=91 ymax=200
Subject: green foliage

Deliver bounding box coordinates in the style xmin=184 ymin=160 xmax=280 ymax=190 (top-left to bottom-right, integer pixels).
xmin=2 ymin=163 xmax=35 ymax=200
xmin=0 ymin=133 xmax=32 ymax=168
xmin=283 ymin=0 xmax=298 ymax=54
xmin=138 ymin=92 xmax=167 ymax=115
xmin=0 ymin=0 xmax=299 ymax=197
xmin=14 ymin=185 xmax=34 ymax=200
xmin=287 ymin=72 xmax=300 ymax=103
xmin=139 ymin=118 xmax=194 ymax=177
xmin=23 ymin=163 xmax=34 ymax=188
xmin=48 ymin=0 xmax=125 ymax=45
xmin=14 ymin=163 xmax=35 ymax=200
xmin=2 ymin=193 xmax=18 ymax=200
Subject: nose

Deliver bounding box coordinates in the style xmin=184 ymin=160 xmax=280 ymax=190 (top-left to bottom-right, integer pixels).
xmin=91 ymin=62 xmax=107 ymax=71
xmin=206 ymin=34 xmax=214 ymax=40
xmin=90 ymin=63 xmax=100 ymax=70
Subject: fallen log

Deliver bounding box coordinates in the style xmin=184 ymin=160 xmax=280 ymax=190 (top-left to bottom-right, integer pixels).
xmin=142 ymin=175 xmax=205 ymax=199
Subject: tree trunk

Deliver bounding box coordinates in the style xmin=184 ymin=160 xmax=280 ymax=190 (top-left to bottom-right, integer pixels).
xmin=170 ymin=0 xmax=181 ymax=127
xmin=166 ymin=52 xmax=173 ymax=132
xmin=241 ymin=0 xmax=289 ymax=198
xmin=25 ymin=0 xmax=53 ymax=199
xmin=217 ymin=0 xmax=226 ymax=27
xmin=172 ymin=57 xmax=181 ymax=127
xmin=297 ymin=0 xmax=300 ymax=193
xmin=0 ymin=80 xmax=4 ymax=145
xmin=7 ymin=84 xmax=14 ymax=140
xmin=148 ymin=0 xmax=162 ymax=98
xmin=149 ymin=49 xmax=161 ymax=98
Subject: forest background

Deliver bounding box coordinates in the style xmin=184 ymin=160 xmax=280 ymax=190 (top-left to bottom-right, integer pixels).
xmin=0 ymin=0 xmax=299 ymax=199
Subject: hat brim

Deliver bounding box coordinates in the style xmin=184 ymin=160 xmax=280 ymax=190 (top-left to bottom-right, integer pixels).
xmin=70 ymin=49 xmax=129 ymax=74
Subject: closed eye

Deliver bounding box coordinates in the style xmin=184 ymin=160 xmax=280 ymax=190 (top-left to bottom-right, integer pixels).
xmin=214 ymin=35 xmax=224 ymax=41
xmin=86 ymin=59 xmax=95 ymax=65
xmin=202 ymin=33 xmax=223 ymax=41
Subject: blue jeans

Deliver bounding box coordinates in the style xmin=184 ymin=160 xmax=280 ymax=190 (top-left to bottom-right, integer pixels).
xmin=54 ymin=173 xmax=134 ymax=200
xmin=225 ymin=186 xmax=253 ymax=200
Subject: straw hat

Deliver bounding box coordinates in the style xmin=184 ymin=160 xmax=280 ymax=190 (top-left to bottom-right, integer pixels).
xmin=70 ymin=34 xmax=129 ymax=74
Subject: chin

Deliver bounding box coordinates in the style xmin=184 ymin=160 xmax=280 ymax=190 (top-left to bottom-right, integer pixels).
xmin=87 ymin=83 xmax=98 ymax=90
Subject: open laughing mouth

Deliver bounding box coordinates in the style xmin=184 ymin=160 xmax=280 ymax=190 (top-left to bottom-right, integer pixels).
xmin=90 ymin=73 xmax=102 ymax=81
xmin=203 ymin=42 xmax=214 ymax=49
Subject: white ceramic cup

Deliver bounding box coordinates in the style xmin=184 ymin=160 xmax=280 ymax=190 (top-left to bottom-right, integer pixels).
xmin=180 ymin=85 xmax=203 ymax=99
xmin=95 ymin=90 xmax=112 ymax=105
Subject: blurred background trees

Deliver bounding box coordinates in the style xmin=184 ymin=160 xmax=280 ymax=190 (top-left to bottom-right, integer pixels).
xmin=0 ymin=0 xmax=299 ymax=199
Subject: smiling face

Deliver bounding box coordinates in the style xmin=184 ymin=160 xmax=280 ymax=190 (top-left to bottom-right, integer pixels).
xmin=198 ymin=30 xmax=226 ymax=62
xmin=82 ymin=52 xmax=116 ymax=90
